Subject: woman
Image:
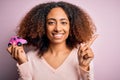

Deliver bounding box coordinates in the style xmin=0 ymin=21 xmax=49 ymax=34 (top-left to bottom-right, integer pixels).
xmin=7 ymin=1 xmax=97 ymax=80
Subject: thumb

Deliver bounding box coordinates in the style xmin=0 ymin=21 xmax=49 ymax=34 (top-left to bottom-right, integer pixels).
xmin=7 ymin=46 xmax=12 ymax=54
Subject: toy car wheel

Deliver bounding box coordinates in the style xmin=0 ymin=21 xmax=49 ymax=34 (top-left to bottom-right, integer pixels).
xmin=8 ymin=43 xmax=12 ymax=47
xmin=17 ymin=42 xmax=22 ymax=46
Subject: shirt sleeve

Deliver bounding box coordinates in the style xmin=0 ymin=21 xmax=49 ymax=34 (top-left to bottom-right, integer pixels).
xmin=16 ymin=60 xmax=33 ymax=80
xmin=79 ymin=61 xmax=94 ymax=80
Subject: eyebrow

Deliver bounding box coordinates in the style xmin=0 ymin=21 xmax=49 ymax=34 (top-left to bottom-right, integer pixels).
xmin=47 ymin=18 xmax=56 ymax=21
xmin=47 ymin=18 xmax=68 ymax=21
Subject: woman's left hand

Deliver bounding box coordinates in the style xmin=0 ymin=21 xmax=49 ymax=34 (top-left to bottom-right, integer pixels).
xmin=77 ymin=35 xmax=98 ymax=70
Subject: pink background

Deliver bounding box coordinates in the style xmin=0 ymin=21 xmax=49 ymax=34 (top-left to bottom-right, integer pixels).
xmin=0 ymin=0 xmax=120 ymax=80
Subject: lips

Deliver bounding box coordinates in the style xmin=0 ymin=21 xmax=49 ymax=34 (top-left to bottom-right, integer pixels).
xmin=52 ymin=33 xmax=64 ymax=39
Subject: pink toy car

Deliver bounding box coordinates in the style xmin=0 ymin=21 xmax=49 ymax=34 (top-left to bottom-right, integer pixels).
xmin=8 ymin=36 xmax=27 ymax=46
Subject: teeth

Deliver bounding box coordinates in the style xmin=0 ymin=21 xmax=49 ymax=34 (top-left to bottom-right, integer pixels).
xmin=53 ymin=33 xmax=63 ymax=38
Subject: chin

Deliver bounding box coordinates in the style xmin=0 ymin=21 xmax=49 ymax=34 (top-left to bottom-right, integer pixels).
xmin=50 ymin=39 xmax=66 ymax=44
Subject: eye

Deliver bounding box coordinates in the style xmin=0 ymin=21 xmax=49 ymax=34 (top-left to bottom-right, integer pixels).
xmin=61 ymin=22 xmax=67 ymax=25
xmin=47 ymin=21 xmax=56 ymax=25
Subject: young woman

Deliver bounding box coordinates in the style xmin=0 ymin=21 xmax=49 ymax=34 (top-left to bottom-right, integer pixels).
xmin=7 ymin=1 xmax=97 ymax=80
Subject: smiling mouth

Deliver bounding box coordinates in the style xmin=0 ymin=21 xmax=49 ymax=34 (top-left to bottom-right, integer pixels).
xmin=52 ymin=33 xmax=64 ymax=39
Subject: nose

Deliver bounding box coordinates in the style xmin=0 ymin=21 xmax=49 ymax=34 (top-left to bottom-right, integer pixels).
xmin=54 ymin=22 xmax=61 ymax=32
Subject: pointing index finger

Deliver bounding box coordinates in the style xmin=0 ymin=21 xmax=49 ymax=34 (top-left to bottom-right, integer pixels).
xmin=87 ymin=34 xmax=98 ymax=47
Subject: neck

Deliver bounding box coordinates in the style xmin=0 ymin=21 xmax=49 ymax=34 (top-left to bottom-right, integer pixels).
xmin=48 ymin=42 xmax=70 ymax=56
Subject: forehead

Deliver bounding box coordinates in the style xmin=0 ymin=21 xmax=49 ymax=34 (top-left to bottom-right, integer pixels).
xmin=47 ymin=7 xmax=68 ymax=20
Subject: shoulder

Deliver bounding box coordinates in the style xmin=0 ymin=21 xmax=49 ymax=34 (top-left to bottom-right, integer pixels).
xmin=70 ymin=48 xmax=79 ymax=60
xmin=26 ymin=50 xmax=39 ymax=59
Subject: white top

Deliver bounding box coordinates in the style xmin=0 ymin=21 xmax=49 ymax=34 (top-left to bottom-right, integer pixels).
xmin=17 ymin=48 xmax=94 ymax=80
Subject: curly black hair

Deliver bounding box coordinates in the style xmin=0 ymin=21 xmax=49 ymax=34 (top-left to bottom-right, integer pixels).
xmin=17 ymin=1 xmax=96 ymax=56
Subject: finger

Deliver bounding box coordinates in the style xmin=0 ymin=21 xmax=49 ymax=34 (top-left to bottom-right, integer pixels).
xmin=86 ymin=48 xmax=94 ymax=57
xmin=80 ymin=47 xmax=93 ymax=59
xmin=7 ymin=46 xmax=12 ymax=54
xmin=78 ymin=44 xmax=88 ymax=58
xmin=17 ymin=48 xmax=25 ymax=59
xmin=16 ymin=47 xmax=22 ymax=61
xmin=78 ymin=44 xmax=82 ymax=56
xmin=81 ymin=51 xmax=87 ymax=58
xmin=11 ymin=46 xmax=14 ymax=57
xmin=14 ymin=47 xmax=19 ymax=59
xmin=79 ymin=42 xmax=89 ymax=52
xmin=80 ymin=43 xmax=87 ymax=51
xmin=87 ymin=34 xmax=98 ymax=47
xmin=12 ymin=46 xmax=24 ymax=60
xmin=83 ymin=54 xmax=89 ymax=59
xmin=14 ymin=46 xmax=24 ymax=56
xmin=82 ymin=52 xmax=91 ymax=60
xmin=12 ymin=46 xmax=17 ymax=58
xmin=84 ymin=58 xmax=93 ymax=66
xmin=81 ymin=34 xmax=98 ymax=51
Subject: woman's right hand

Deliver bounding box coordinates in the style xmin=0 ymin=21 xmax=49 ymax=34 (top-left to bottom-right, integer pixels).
xmin=7 ymin=45 xmax=28 ymax=65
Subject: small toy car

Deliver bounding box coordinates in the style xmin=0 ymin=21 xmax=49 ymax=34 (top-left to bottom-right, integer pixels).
xmin=8 ymin=36 xmax=27 ymax=46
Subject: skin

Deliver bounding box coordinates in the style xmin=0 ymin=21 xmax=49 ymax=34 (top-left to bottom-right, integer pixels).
xmin=46 ymin=7 xmax=70 ymax=45
xmin=78 ymin=35 xmax=98 ymax=70
xmin=7 ymin=7 xmax=97 ymax=71
xmin=43 ymin=7 xmax=71 ymax=69
xmin=7 ymin=45 xmax=27 ymax=65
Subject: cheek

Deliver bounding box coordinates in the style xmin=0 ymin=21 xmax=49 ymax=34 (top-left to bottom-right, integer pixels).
xmin=65 ymin=26 xmax=70 ymax=33
xmin=46 ymin=29 xmax=51 ymax=37
xmin=46 ymin=23 xmax=56 ymax=30
xmin=46 ymin=26 xmax=53 ymax=33
xmin=46 ymin=27 xmax=54 ymax=37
